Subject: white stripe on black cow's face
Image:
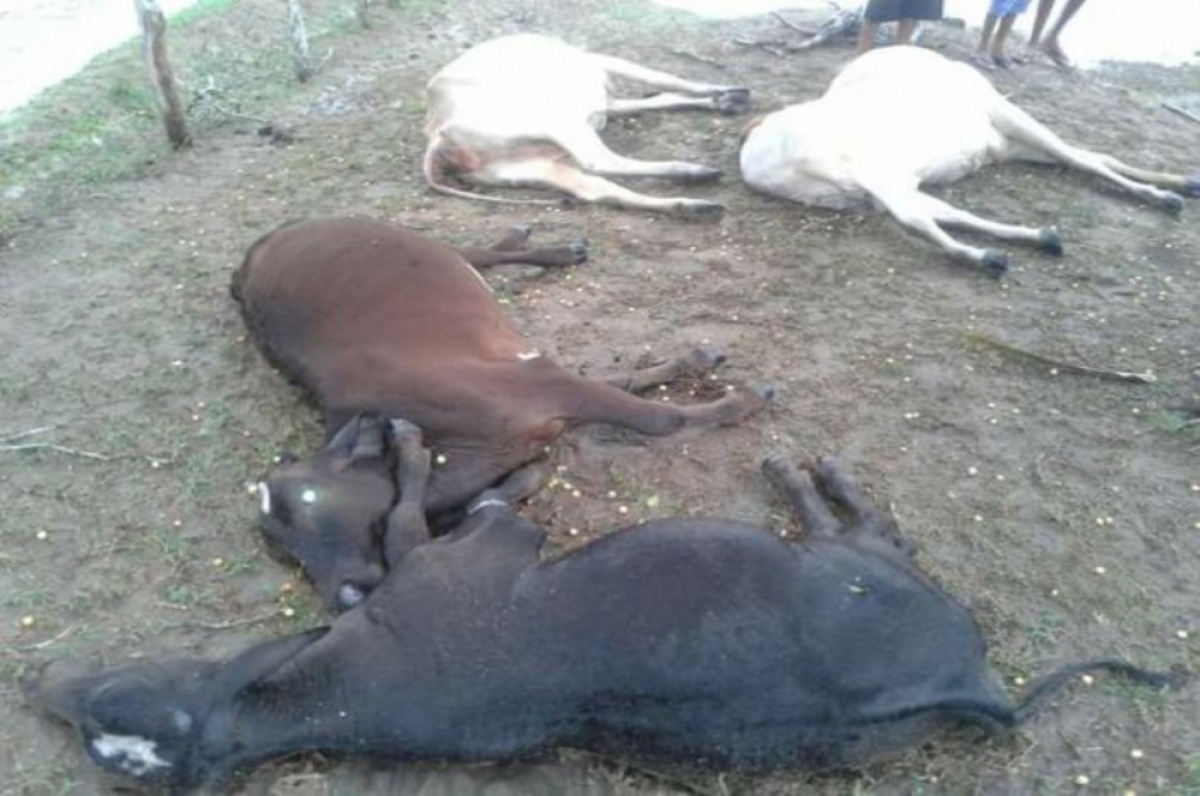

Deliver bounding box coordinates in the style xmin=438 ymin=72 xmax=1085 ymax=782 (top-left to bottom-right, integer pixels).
xmin=89 ymin=732 xmax=173 ymax=777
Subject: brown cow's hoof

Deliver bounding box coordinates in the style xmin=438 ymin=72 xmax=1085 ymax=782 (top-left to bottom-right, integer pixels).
xmin=1037 ymin=229 xmax=1064 ymax=256
xmin=685 ymin=347 xmax=727 ymax=375
xmin=1162 ymin=192 xmax=1184 ymax=215
xmin=716 ymin=87 xmax=752 ymax=116
xmin=979 ymin=251 xmax=1009 ymax=278
xmin=677 ymin=201 xmax=725 ymax=221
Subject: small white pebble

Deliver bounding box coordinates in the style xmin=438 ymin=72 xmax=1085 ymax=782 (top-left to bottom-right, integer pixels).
xmin=1094 ymin=566 xmax=1107 ymax=575
xmin=20 ymin=615 xmax=35 ymax=628
xmin=172 ymin=519 xmax=183 ymax=528
xmin=1081 ymin=674 xmax=1095 ymax=685
xmin=1177 ymin=629 xmax=1189 ymax=640
xmin=572 ymin=489 xmax=582 ymax=499
xmin=618 ymin=505 xmax=629 ymax=514
xmin=1074 ymin=774 xmax=1089 ymax=786
xmin=606 ymin=490 xmax=617 ymax=499
xmin=1014 ymin=676 xmax=1026 ymax=686
xmin=568 ymin=528 xmax=579 ymax=537
xmin=211 ymin=557 xmax=224 ymax=568
xmin=435 ymin=454 xmax=447 ymax=465
xmin=967 ymin=466 xmax=978 ymax=476
xmin=282 ymin=607 xmax=295 ymax=618
xmin=1130 ymin=748 xmax=1143 ymax=760
xmin=973 ymin=515 xmax=983 ymax=523
xmin=35 ymin=530 xmax=48 ymax=540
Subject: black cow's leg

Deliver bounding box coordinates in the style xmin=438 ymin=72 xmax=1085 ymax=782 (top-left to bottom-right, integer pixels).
xmin=761 ymin=455 xmax=842 ymax=538
xmin=604 ymin=348 xmax=726 ymax=393
xmin=812 ymin=457 xmax=916 ymax=558
xmin=383 ymin=419 xmax=432 ymax=568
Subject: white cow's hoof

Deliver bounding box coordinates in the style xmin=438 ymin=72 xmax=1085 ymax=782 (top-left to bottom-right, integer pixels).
xmin=676 ymin=201 xmax=724 ymax=221
xmin=979 ymin=251 xmax=1009 ymax=278
xmin=1037 ymin=229 xmax=1064 ymax=256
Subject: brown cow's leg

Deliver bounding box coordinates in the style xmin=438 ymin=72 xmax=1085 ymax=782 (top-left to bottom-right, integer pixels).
xmin=383 ymin=419 xmax=432 ymax=567
xmin=458 ymin=243 xmax=588 ymax=269
xmin=761 ymin=455 xmax=843 ymax=538
xmin=552 ymin=373 xmax=772 ymax=436
xmin=603 ymin=348 xmax=725 ymax=392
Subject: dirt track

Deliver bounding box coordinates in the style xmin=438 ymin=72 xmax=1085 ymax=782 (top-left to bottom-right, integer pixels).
xmin=1 ymin=1 xmax=1198 ymax=793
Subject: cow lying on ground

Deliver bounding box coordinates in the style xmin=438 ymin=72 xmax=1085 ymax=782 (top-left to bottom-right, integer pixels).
xmin=30 ymin=423 xmax=1185 ymax=792
xmin=423 ymin=33 xmax=751 ymax=218
xmin=231 ymin=217 xmax=771 ymax=611
xmin=740 ymin=46 xmax=1199 ymax=276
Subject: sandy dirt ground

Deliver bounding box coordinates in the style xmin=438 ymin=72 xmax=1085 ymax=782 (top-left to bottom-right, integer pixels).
xmin=1 ymin=0 xmax=1198 ymax=793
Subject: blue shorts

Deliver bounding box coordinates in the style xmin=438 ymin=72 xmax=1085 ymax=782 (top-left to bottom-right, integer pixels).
xmin=863 ymin=0 xmax=944 ymax=22
xmin=989 ymin=0 xmax=1032 ymax=16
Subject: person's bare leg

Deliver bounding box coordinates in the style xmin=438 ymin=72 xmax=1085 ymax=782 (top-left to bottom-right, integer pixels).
xmin=896 ymin=18 xmax=917 ymax=45
xmin=1026 ymin=0 xmax=1056 ymax=46
xmin=973 ymin=13 xmax=999 ymax=70
xmin=991 ymin=14 xmax=1019 ymax=67
xmin=857 ymin=19 xmax=881 ymax=54
xmin=1041 ymin=0 xmax=1089 ymax=67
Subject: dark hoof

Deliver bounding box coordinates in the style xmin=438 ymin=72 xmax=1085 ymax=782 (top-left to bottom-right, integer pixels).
xmin=687 ymin=347 xmax=726 ymax=373
xmin=677 ymin=201 xmax=725 ymax=221
xmin=1185 ymin=175 xmax=1200 ymax=198
xmin=1037 ymin=228 xmax=1064 ymax=256
xmin=979 ymin=250 xmax=1009 ymax=278
xmin=761 ymin=452 xmax=794 ymax=478
xmin=1162 ymin=191 xmax=1184 ymax=216
xmin=751 ymin=384 xmax=777 ymax=403
xmin=388 ymin=417 xmax=423 ymax=441
xmin=812 ymin=455 xmax=843 ymax=481
xmin=716 ymin=87 xmax=752 ymax=116
xmin=680 ymin=166 xmax=722 ymax=184
xmin=567 ymin=240 xmax=589 ymax=264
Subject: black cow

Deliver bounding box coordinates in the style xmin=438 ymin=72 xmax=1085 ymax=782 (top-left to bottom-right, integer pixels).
xmin=30 ymin=419 xmax=1184 ymax=792
xmin=232 ymin=217 xmax=771 ymax=611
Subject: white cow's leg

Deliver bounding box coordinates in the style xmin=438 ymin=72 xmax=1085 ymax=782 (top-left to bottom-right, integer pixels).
xmin=607 ymin=94 xmax=723 ymax=115
xmin=1101 ymin=157 xmax=1200 ymax=197
xmin=590 ymin=53 xmax=750 ymax=114
xmin=993 ymin=103 xmax=1186 ymax=213
xmin=865 ymin=184 xmax=1008 ymax=277
xmin=547 ymin=123 xmax=721 ymax=182
xmin=918 ymin=194 xmax=1063 ymax=256
xmin=475 ymin=158 xmax=724 ymax=219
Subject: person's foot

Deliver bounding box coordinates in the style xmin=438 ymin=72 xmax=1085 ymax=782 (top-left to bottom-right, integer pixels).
xmin=1040 ymin=39 xmax=1072 ymax=68
xmin=970 ymin=52 xmax=996 ymax=71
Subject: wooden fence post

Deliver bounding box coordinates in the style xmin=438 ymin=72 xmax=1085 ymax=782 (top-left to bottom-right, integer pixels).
xmin=134 ymin=0 xmax=191 ymax=149
xmin=286 ymin=0 xmax=315 ymax=82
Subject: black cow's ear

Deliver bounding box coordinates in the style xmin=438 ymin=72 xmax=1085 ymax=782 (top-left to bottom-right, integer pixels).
xmin=211 ymin=628 xmax=329 ymax=697
xmin=322 ymin=413 xmax=387 ymax=469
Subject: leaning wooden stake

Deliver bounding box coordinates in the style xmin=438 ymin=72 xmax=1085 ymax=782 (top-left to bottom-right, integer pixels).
xmin=286 ymin=0 xmax=314 ymax=82
xmin=134 ymin=0 xmax=191 ymax=149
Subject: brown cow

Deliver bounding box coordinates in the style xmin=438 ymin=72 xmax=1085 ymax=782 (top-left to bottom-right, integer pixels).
xmin=231 ymin=217 xmax=771 ymax=611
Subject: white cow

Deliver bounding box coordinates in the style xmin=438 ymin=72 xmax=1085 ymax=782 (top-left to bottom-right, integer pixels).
xmin=423 ymin=34 xmax=751 ymax=219
xmin=740 ymin=46 xmax=1198 ymax=276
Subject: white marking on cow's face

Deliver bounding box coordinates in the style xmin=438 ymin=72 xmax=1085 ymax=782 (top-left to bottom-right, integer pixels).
xmin=300 ymin=488 xmax=318 ymax=504
xmin=90 ymin=733 xmax=172 ymax=776
xmin=258 ymin=482 xmax=271 ymax=515
xmin=517 ymin=349 xmax=542 ymax=361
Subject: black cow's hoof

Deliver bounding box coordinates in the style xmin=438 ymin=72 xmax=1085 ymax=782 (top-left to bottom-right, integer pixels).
xmin=716 ymin=87 xmax=752 ymax=116
xmin=1037 ymin=229 xmax=1064 ymax=256
xmin=761 ymin=452 xmax=792 ymax=475
xmin=567 ymin=240 xmax=589 ymax=264
xmin=1162 ymin=191 xmax=1184 ymax=216
xmin=1185 ymin=175 xmax=1200 ymax=198
xmin=677 ymin=201 xmax=725 ymax=221
xmin=979 ymin=250 xmax=1009 ymax=278
xmin=680 ymin=166 xmax=722 ymax=184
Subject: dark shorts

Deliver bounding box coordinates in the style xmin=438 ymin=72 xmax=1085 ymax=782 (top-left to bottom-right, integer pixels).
xmin=863 ymin=0 xmax=944 ymax=22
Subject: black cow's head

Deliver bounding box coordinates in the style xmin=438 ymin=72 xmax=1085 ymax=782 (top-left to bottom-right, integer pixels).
xmin=28 ymin=630 xmax=327 ymax=790
xmin=257 ymin=414 xmax=396 ymax=612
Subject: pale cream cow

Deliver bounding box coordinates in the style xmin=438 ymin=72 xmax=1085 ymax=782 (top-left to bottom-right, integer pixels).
xmin=741 ymin=46 xmax=1197 ymax=276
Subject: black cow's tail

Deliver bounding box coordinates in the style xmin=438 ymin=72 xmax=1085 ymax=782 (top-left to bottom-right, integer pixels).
xmin=1014 ymin=660 xmax=1188 ymax=725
